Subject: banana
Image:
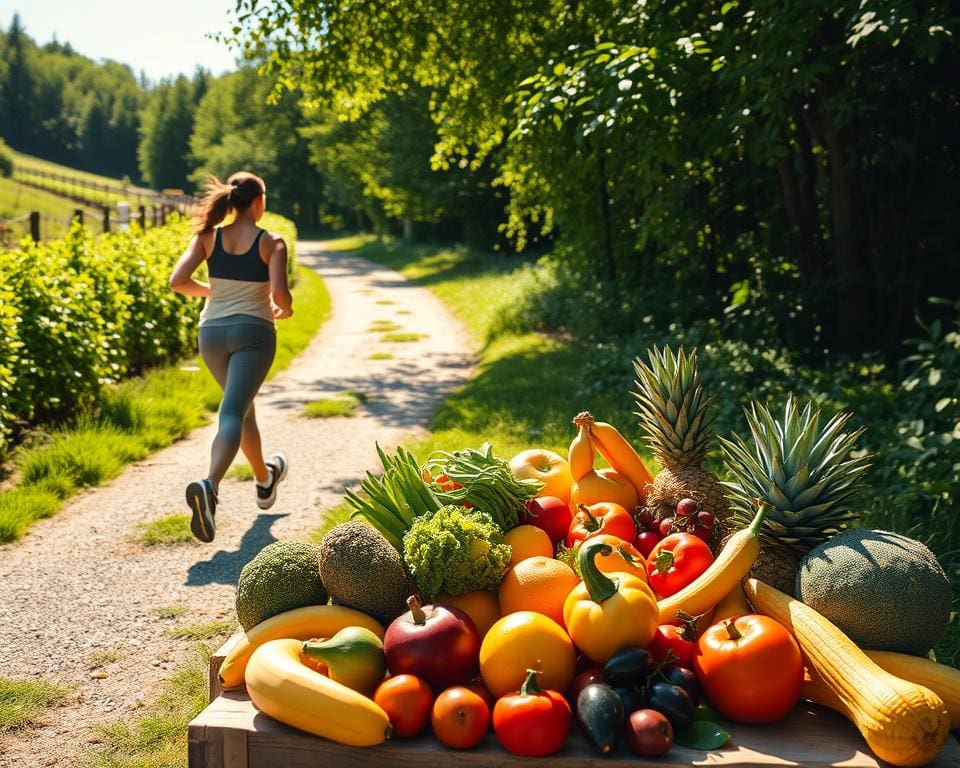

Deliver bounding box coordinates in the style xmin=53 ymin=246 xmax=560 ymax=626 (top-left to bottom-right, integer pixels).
xmin=246 ymin=638 xmax=392 ymax=746
xmin=656 ymin=504 xmax=766 ymax=624
xmin=218 ymin=604 xmax=385 ymax=689
xmin=588 ymin=417 xmax=654 ymax=494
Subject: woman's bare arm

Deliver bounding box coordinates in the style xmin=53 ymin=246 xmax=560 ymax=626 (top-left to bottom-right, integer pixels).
xmin=169 ymin=234 xmax=211 ymax=297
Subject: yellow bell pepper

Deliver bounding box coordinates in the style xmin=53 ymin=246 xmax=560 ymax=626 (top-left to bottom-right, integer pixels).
xmin=562 ymin=538 xmax=658 ymax=662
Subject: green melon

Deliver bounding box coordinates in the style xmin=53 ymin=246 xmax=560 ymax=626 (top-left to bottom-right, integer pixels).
xmin=795 ymin=529 xmax=951 ymax=656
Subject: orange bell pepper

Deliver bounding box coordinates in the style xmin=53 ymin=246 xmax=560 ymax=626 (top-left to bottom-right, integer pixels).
xmin=562 ymin=538 xmax=658 ymax=662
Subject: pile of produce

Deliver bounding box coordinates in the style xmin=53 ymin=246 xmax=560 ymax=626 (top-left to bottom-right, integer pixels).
xmin=219 ymin=344 xmax=957 ymax=766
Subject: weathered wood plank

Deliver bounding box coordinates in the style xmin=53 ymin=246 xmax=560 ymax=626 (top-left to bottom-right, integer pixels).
xmin=187 ymin=691 xmax=960 ymax=768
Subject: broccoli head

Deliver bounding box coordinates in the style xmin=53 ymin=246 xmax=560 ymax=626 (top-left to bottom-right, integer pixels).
xmin=402 ymin=505 xmax=512 ymax=600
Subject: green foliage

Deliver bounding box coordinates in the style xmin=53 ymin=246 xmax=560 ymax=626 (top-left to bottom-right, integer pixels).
xmin=0 ymin=138 xmax=12 ymax=177
xmin=0 ymin=220 xmax=197 ymax=438
xmin=139 ymin=73 xmax=208 ymax=189
xmin=402 ymin=505 xmax=512 ymax=600
xmin=302 ymin=392 xmax=366 ymax=418
xmin=0 ymin=16 xmax=144 ymax=179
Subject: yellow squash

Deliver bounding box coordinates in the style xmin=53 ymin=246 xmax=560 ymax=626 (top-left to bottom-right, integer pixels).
xmin=246 ymin=638 xmax=392 ymax=746
xmin=656 ymin=504 xmax=766 ymax=624
xmin=803 ymin=649 xmax=960 ymax=730
xmin=218 ymin=604 xmax=385 ymax=689
xmin=745 ymin=578 xmax=949 ymax=767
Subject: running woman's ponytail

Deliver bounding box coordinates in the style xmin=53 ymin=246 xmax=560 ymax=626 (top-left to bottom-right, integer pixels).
xmin=191 ymin=171 xmax=265 ymax=234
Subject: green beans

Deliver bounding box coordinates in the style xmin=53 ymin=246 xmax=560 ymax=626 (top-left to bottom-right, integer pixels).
xmin=345 ymin=443 xmax=442 ymax=550
xmin=421 ymin=442 xmax=544 ymax=531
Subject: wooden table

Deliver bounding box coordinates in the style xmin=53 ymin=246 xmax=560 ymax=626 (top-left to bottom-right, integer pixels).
xmin=189 ymin=635 xmax=960 ymax=768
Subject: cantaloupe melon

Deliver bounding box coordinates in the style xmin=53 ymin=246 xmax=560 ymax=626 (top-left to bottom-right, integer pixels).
xmin=795 ymin=529 xmax=951 ymax=656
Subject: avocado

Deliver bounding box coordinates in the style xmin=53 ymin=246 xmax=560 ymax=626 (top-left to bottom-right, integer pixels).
xmin=796 ymin=529 xmax=952 ymax=655
xmin=235 ymin=540 xmax=328 ymax=631
xmin=318 ymin=521 xmax=412 ymax=625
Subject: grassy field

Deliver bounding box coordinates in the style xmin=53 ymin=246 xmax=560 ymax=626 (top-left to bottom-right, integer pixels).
xmin=0 ymin=176 xmax=101 ymax=241
xmin=12 ymin=151 xmax=135 ymax=190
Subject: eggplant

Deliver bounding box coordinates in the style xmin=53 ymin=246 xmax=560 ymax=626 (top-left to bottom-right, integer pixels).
xmin=662 ymin=665 xmax=701 ymax=706
xmin=613 ymin=684 xmax=646 ymax=716
xmin=576 ymin=683 xmax=626 ymax=754
xmin=603 ymin=646 xmax=653 ymax=687
xmin=646 ymin=682 xmax=695 ymax=733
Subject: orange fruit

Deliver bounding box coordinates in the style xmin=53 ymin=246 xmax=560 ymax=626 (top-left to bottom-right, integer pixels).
xmin=503 ymin=524 xmax=554 ymax=566
xmin=431 ymin=686 xmax=490 ymax=749
xmin=436 ymin=590 xmax=500 ymax=639
xmin=499 ymin=556 xmax=579 ymax=626
xmin=479 ymin=611 xmax=576 ymax=697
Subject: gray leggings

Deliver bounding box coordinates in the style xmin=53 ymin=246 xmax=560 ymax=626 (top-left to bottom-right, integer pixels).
xmin=198 ymin=323 xmax=276 ymax=486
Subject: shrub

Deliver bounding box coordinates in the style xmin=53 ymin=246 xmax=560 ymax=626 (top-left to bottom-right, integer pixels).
xmin=0 ymin=140 xmax=13 ymax=178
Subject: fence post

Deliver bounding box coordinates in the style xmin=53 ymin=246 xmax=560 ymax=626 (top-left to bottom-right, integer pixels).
xmin=73 ymin=209 xmax=84 ymax=226
xmin=160 ymin=204 xmax=167 ymax=226
xmin=138 ymin=205 xmax=146 ymax=229
xmin=29 ymin=211 xmax=40 ymax=243
xmin=103 ymin=206 xmax=111 ymax=233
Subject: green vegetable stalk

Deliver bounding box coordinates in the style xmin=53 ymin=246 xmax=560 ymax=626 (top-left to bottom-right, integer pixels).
xmin=402 ymin=505 xmax=512 ymax=600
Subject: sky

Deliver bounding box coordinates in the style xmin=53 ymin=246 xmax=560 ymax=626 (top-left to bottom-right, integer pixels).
xmin=0 ymin=0 xmax=241 ymax=83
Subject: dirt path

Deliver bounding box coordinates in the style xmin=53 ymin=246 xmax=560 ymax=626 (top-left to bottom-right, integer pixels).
xmin=0 ymin=242 xmax=474 ymax=767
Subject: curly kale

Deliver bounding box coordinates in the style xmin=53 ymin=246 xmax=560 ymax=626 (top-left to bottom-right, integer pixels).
xmin=402 ymin=505 xmax=512 ymax=601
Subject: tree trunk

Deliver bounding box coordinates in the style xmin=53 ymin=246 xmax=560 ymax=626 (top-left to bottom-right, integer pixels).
xmin=820 ymin=109 xmax=870 ymax=353
xmin=597 ymin=152 xmax=616 ymax=281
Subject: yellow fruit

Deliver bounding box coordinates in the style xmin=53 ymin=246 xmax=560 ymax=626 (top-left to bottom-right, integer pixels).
xmin=499 ymin=556 xmax=579 ymax=627
xmin=503 ymin=525 xmax=555 ymax=566
xmin=479 ymin=611 xmax=576 ymax=697
xmin=245 ymin=638 xmax=392 ymax=746
xmin=436 ymin=590 xmax=501 ymax=639
xmin=509 ymin=448 xmax=574 ymax=502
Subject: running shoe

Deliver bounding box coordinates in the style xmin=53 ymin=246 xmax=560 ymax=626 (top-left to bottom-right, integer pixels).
xmin=256 ymin=452 xmax=289 ymax=510
xmin=186 ymin=478 xmax=217 ymax=542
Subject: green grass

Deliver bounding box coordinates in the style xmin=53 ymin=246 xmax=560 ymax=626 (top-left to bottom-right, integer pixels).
xmin=366 ymin=320 xmax=402 ymax=332
xmin=310 ymin=500 xmax=355 ymax=545
xmin=0 ymin=176 xmax=101 ymax=242
xmin=368 ymin=352 xmax=394 ymax=360
xmin=164 ymin=622 xmax=235 ymax=641
xmin=12 ymin=151 xmax=133 ymax=189
xmin=381 ymin=332 xmax=426 ymax=343
xmin=155 ymin=605 xmax=190 ymax=620
xmin=0 ymin=678 xmax=70 ymax=732
xmin=302 ymin=391 xmax=367 ymax=418
xmin=376 ymin=299 xmax=396 ymax=305
xmin=225 ymin=463 xmax=254 ymax=481
xmin=88 ymin=650 xmax=124 ymax=670
xmin=135 ymin=515 xmax=195 ymax=546
xmin=318 ymin=233 xmax=377 ymax=252
xmin=85 ymin=646 xmax=212 ymax=768
xmin=0 ymin=264 xmax=330 ymax=545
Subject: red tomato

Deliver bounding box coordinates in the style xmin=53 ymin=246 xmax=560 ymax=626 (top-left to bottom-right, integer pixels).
xmin=566 ymin=502 xmax=636 ymax=548
xmin=373 ymin=674 xmax=434 ymax=738
xmin=647 ymin=623 xmax=698 ymax=670
xmin=646 ymin=533 xmax=713 ymax=597
xmin=694 ymin=615 xmax=803 ymax=724
xmin=431 ymin=686 xmax=491 ymax=749
xmin=492 ymin=670 xmax=572 ymax=756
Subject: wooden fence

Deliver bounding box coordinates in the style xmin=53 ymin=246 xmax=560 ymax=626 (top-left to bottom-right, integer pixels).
xmin=13 ymin=166 xmax=194 ymax=212
xmin=0 ymin=204 xmax=176 ymax=247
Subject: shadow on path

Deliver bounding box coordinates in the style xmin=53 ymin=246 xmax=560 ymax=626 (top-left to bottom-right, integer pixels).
xmin=184 ymin=512 xmax=289 ymax=587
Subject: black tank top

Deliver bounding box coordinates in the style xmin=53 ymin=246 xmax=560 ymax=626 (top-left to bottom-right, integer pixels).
xmin=207 ymin=228 xmax=268 ymax=282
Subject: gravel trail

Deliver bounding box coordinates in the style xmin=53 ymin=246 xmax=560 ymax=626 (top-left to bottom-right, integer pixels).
xmin=0 ymin=242 xmax=474 ymax=767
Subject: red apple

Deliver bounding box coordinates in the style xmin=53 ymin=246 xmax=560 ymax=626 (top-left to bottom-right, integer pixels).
xmin=508 ymin=449 xmax=573 ymax=502
xmin=521 ymin=496 xmax=573 ymax=545
xmin=384 ymin=596 xmax=481 ymax=691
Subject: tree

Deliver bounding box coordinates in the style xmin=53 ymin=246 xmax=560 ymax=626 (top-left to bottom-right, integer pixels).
xmin=0 ymin=14 xmax=36 ymax=149
xmin=138 ymin=75 xmax=200 ymax=189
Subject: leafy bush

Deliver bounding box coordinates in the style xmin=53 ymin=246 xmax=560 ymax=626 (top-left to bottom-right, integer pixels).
xmin=0 ymin=213 xmax=298 ymax=456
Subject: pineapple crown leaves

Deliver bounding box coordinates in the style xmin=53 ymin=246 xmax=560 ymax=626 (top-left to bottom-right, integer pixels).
xmin=719 ymin=395 xmax=873 ymax=548
xmin=631 ymin=344 xmax=718 ymax=466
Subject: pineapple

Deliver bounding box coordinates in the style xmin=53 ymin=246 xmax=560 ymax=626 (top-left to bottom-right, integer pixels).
xmin=632 ymin=346 xmax=730 ymax=547
xmin=719 ymin=396 xmax=872 ymax=595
